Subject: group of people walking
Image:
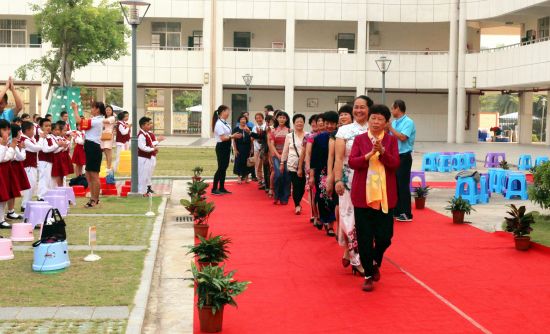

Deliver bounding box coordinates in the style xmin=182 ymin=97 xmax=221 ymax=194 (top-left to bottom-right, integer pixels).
xmin=211 ymin=96 xmax=416 ymax=292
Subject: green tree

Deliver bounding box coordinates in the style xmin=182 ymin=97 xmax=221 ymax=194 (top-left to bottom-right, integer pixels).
xmin=105 ymin=88 xmax=123 ymax=107
xmin=495 ymin=94 xmax=519 ymax=115
xmin=174 ymin=90 xmax=201 ymax=112
xmin=16 ymin=0 xmax=129 ymax=97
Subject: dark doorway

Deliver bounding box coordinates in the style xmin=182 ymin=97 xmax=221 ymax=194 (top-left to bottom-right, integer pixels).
xmin=231 ymin=94 xmax=247 ymax=126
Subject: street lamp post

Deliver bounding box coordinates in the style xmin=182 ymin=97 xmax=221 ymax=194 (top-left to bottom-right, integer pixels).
xmin=375 ymin=56 xmax=392 ymax=106
xmin=119 ymin=1 xmax=150 ymax=194
xmin=541 ymin=97 xmax=547 ymax=142
xmin=242 ymin=73 xmax=253 ymax=113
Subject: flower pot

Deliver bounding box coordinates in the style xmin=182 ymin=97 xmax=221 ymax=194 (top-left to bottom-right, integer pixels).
xmin=526 ymin=173 xmax=533 ymax=183
xmin=514 ymin=236 xmax=531 ymax=251
xmin=198 ymin=305 xmax=224 ymax=333
xmin=452 ymin=210 xmax=465 ymax=224
xmin=192 ymin=176 xmax=202 ymax=182
xmin=198 ymin=261 xmax=219 ymax=270
xmin=194 ymin=224 xmax=209 ymax=239
xmin=414 ymin=197 xmax=426 ymax=210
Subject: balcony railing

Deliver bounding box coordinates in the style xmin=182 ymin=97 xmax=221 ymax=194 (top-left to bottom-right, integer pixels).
xmin=136 ymin=45 xmax=203 ymax=51
xmin=0 ymin=43 xmax=42 ymax=48
xmin=222 ymin=47 xmax=286 ymax=52
xmin=476 ymin=36 xmax=550 ymax=54
xmin=368 ymin=49 xmax=449 ymax=55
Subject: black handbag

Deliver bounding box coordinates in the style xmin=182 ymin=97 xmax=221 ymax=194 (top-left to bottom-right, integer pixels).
xmin=69 ymin=174 xmax=88 ymax=188
xmin=33 ymin=208 xmax=67 ymax=247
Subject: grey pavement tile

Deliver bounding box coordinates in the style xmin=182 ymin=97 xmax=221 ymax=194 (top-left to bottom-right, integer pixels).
xmin=92 ymin=306 xmax=130 ymax=319
xmin=54 ymin=306 xmax=95 ymax=319
xmin=16 ymin=306 xmax=58 ymax=319
xmin=0 ymin=307 xmax=21 ymax=320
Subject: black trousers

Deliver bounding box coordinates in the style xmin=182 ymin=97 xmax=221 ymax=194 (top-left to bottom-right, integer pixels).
xmin=395 ymin=152 xmax=413 ymax=218
xmin=289 ymin=171 xmax=306 ymax=208
xmin=213 ymin=141 xmax=231 ymax=191
xmin=354 ymin=207 xmax=394 ymax=277
xmin=263 ymin=155 xmax=270 ymax=189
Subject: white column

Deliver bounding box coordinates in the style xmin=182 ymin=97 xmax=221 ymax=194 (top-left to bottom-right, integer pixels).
xmin=41 ymin=82 xmax=50 ymax=116
xmin=284 ymin=5 xmax=295 ymax=118
xmin=214 ymin=0 xmax=224 ymax=112
xmin=28 ymin=86 xmax=38 ymax=116
xmin=356 ymin=18 xmax=367 ymax=97
xmin=447 ymin=0 xmax=459 ymax=143
xmin=466 ymin=94 xmax=481 ymax=143
xmin=201 ymin=0 xmax=213 ymax=138
xmin=518 ymin=92 xmax=534 ymax=144
xmin=164 ymin=88 xmax=172 ymax=135
xmin=545 ymin=93 xmax=550 ymax=145
xmin=455 ymin=0 xmax=467 ymax=144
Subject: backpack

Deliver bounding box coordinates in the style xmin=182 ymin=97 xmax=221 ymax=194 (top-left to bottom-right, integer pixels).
xmin=106 ymin=170 xmax=116 ymax=185
xmin=69 ymin=174 xmax=88 ymax=188
xmin=33 ymin=208 xmax=67 ymax=247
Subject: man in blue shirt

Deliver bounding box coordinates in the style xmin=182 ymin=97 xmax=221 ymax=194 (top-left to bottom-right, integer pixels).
xmin=0 ymin=77 xmax=24 ymax=122
xmin=387 ymin=99 xmax=416 ymax=222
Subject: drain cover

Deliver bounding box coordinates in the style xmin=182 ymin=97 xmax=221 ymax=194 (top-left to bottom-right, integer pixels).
xmin=176 ymin=216 xmax=193 ymax=222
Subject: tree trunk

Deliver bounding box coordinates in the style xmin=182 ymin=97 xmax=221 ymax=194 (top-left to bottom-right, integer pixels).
xmin=60 ymin=44 xmax=73 ymax=87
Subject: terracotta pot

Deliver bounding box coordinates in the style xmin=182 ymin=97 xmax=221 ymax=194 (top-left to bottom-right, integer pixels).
xmin=526 ymin=173 xmax=534 ymax=183
xmin=192 ymin=176 xmax=202 ymax=182
xmin=194 ymin=224 xmax=209 ymax=239
xmin=198 ymin=305 xmax=224 ymax=333
xmin=198 ymin=261 xmax=219 ymax=270
xmin=514 ymin=236 xmax=531 ymax=251
xmin=414 ymin=197 xmax=426 ymax=210
xmin=452 ymin=210 xmax=465 ymax=224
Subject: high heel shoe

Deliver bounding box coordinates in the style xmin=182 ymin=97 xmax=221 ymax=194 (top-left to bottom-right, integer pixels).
xmin=342 ymin=258 xmax=351 ymax=268
xmin=352 ymin=265 xmax=365 ymax=276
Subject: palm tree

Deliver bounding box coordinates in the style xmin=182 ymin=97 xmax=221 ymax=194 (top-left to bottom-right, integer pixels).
xmin=495 ymin=94 xmax=519 ymax=115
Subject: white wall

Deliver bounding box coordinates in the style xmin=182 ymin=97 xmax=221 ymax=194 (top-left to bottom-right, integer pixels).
xmin=466 ymin=0 xmax=550 ymax=21
xmin=370 ymin=22 xmax=450 ymax=51
xmin=138 ymin=18 xmax=203 ymax=47
xmin=295 ymin=21 xmax=357 ymax=49
xmin=221 ymin=51 xmax=286 ymax=86
xmin=223 ymin=19 xmax=285 ymax=48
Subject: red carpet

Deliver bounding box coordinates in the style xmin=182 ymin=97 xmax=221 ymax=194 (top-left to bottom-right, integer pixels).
xmin=194 ymin=183 xmax=550 ymax=333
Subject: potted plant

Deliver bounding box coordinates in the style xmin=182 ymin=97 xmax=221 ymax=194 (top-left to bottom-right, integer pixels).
xmin=413 ymin=186 xmax=430 ymax=209
xmin=181 ymin=196 xmax=215 ymax=238
xmin=190 ymin=263 xmax=250 ymax=332
xmin=445 ymin=196 xmax=475 ymax=224
xmin=187 ymin=179 xmax=209 ymax=199
xmin=504 ymin=204 xmax=535 ymax=251
xmin=499 ymin=160 xmax=510 ymax=170
xmin=192 ymin=166 xmax=204 ymax=182
xmin=187 ymin=234 xmax=231 ymax=270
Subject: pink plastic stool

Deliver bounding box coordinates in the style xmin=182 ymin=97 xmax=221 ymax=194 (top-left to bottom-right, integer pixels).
xmin=28 ymin=204 xmax=53 ymax=228
xmin=0 ymin=238 xmax=14 ymax=260
xmin=10 ymin=223 xmax=34 ymax=242
xmin=59 ymin=186 xmax=76 ymax=205
xmin=44 ymin=195 xmax=68 ymax=217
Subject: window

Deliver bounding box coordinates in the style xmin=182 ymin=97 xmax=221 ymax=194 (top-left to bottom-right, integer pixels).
xmin=337 ymin=33 xmax=355 ymax=53
xmin=173 ymin=90 xmax=202 ymax=134
xmin=234 ymin=32 xmax=251 ymax=50
xmin=538 ymin=17 xmax=550 ymax=39
xmin=336 ymin=96 xmax=354 ymax=111
xmin=0 ymin=20 xmax=27 ymax=46
xmin=187 ymin=30 xmax=203 ymax=49
xmin=151 ymin=22 xmax=181 ymax=49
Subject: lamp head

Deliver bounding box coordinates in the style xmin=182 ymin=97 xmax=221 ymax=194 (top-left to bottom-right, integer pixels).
xmin=375 ymin=56 xmax=392 ymax=73
xmin=242 ymin=73 xmax=253 ymax=86
xmin=119 ymin=1 xmax=150 ymax=25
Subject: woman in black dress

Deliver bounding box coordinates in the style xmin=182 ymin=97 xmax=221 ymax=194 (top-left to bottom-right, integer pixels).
xmin=232 ymin=113 xmax=253 ymax=183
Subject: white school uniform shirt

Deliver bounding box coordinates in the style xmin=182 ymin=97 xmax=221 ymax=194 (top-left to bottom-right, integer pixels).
xmin=21 ymin=134 xmax=42 ymax=153
xmin=138 ymin=129 xmax=155 ymax=153
xmin=38 ymin=134 xmax=58 ymax=154
xmin=52 ymin=136 xmax=65 ymax=153
xmin=85 ymin=115 xmax=105 ymax=145
xmin=14 ymin=145 xmax=25 ymax=162
xmin=214 ymin=119 xmax=231 ymax=143
xmin=74 ymin=131 xmax=85 ymax=145
xmin=1 ymin=145 xmax=15 ymax=162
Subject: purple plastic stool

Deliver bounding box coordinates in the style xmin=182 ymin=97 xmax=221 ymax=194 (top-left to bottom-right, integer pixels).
xmin=27 ymin=203 xmax=53 ymax=228
xmin=58 ymin=186 xmax=76 ymax=205
xmin=484 ymin=152 xmax=506 ymax=168
xmin=45 ymin=189 xmax=68 ymax=203
xmin=43 ymin=195 xmax=68 ymax=217
xmin=24 ymin=201 xmax=48 ymax=221
xmin=410 ymin=171 xmax=427 ymax=191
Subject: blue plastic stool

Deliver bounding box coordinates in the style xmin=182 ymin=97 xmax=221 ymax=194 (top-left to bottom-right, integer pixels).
xmin=437 ymin=155 xmax=453 ymax=172
xmin=518 ymin=154 xmax=533 ymax=171
xmin=464 ymin=152 xmax=476 ymax=168
xmin=490 ymin=169 xmax=507 ymax=194
xmin=451 ymin=154 xmax=466 ymax=171
xmin=535 ymin=156 xmax=549 ymax=167
xmin=422 ymin=153 xmax=438 ymax=172
xmin=32 ymin=240 xmax=70 ymax=272
xmin=455 ymin=177 xmax=477 ymax=205
xmin=479 ymin=172 xmax=492 ymax=197
xmin=476 ymin=175 xmax=490 ymax=204
xmin=503 ymin=172 xmax=528 ymax=200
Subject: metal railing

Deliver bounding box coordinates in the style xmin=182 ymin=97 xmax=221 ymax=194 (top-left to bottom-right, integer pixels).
xmin=0 ymin=43 xmax=42 ymax=48
xmin=368 ymin=49 xmax=449 ymax=56
xmin=222 ymin=47 xmax=286 ymax=52
xmin=136 ymin=45 xmax=203 ymax=51
xmin=476 ymin=36 xmax=550 ymax=53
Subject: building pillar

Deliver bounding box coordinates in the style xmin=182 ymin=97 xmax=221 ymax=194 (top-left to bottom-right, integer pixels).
xmin=518 ymin=92 xmax=534 ymax=144
xmin=466 ymin=94 xmax=480 ymax=143
xmin=356 ymin=18 xmax=367 ymax=97
xmin=41 ymin=82 xmax=50 ymax=116
xmin=284 ymin=5 xmax=296 ymax=118
xmin=447 ymin=0 xmax=459 ymax=143
xmin=214 ymin=0 xmax=224 ymax=114
xmin=201 ymin=0 xmax=213 ymax=138
xmin=546 ymin=93 xmax=550 ymax=145
xmin=455 ymin=0 xmax=467 ymax=144
xmin=164 ymin=88 xmax=172 ymax=135
xmin=137 ymin=87 xmax=145 ymax=120
xmin=28 ymin=86 xmax=38 ymax=116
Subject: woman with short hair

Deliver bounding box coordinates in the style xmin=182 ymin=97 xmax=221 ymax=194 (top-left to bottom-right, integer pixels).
xmin=232 ymin=113 xmax=253 ymax=183
xmin=281 ymin=113 xmax=307 ymax=214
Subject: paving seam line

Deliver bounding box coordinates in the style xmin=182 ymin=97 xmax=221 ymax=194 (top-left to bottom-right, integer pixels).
xmin=13 ymin=245 xmax=148 ymax=252
xmin=125 ymin=196 xmax=168 ymax=334
xmin=386 ymin=257 xmax=492 ymax=334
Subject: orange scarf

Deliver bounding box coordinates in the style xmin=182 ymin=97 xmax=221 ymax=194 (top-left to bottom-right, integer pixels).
xmin=366 ymin=130 xmax=388 ymax=213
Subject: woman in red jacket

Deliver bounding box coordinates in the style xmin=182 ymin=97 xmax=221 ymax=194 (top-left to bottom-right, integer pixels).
xmin=348 ymin=104 xmax=400 ymax=292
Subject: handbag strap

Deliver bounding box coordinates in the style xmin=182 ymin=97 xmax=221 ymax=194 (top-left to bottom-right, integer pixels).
xmin=292 ymin=132 xmax=300 ymax=159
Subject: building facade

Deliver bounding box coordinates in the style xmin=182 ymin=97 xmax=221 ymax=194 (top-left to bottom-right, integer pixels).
xmin=1 ymin=0 xmax=550 ymax=143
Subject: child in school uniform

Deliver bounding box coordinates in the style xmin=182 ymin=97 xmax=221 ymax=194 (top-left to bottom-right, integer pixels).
xmin=137 ymin=117 xmax=156 ymax=196
xmin=114 ymin=111 xmax=130 ymax=173
xmin=33 ymin=114 xmax=41 ymax=141
xmin=51 ymin=121 xmax=70 ymax=187
xmin=71 ymin=129 xmax=86 ymax=176
xmin=0 ymin=120 xmax=18 ymax=228
xmin=20 ymin=121 xmax=41 ymax=212
xmin=5 ymin=124 xmax=29 ymax=220
xmin=146 ymin=127 xmax=164 ymax=194
xmin=37 ymin=118 xmax=58 ymax=200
